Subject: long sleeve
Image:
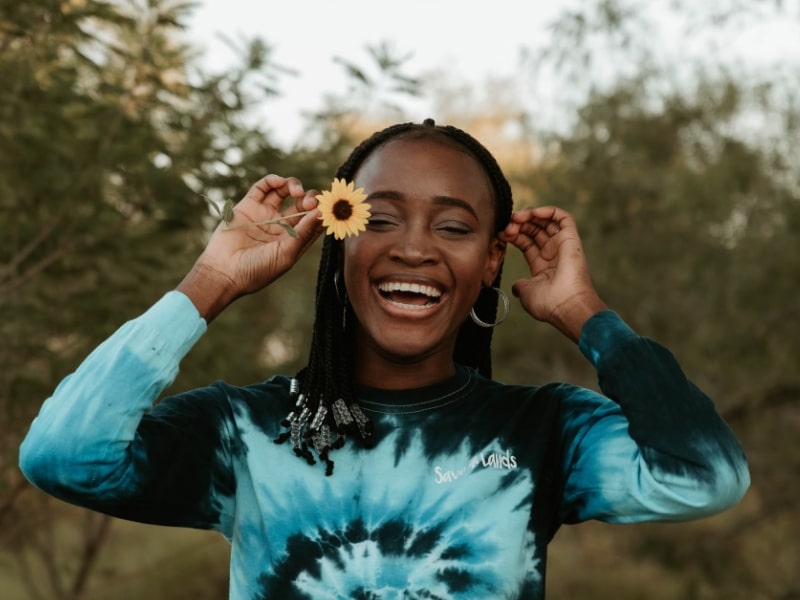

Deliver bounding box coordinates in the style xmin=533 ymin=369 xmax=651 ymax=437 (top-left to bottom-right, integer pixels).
xmin=559 ymin=310 xmax=750 ymax=524
xmin=17 ymin=292 xmax=235 ymax=531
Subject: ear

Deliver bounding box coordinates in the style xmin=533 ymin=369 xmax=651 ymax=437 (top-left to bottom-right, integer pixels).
xmin=483 ymin=237 xmax=506 ymax=287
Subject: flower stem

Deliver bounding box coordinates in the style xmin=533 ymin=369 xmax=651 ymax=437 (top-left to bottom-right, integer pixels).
xmin=224 ymin=210 xmax=312 ymax=230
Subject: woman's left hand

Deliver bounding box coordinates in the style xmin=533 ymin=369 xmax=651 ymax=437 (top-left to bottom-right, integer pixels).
xmin=499 ymin=206 xmax=608 ymax=342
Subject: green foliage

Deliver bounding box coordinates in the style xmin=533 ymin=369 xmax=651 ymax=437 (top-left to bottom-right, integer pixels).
xmin=509 ymin=2 xmax=800 ymax=597
xmin=0 ymin=0 xmax=337 ymax=596
xmin=524 ymin=74 xmax=800 ymax=597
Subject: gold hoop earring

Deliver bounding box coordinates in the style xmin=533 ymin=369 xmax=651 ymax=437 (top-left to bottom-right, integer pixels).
xmin=469 ymin=287 xmax=510 ymax=328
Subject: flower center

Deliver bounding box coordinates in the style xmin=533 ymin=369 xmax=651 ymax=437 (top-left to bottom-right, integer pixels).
xmin=332 ymin=199 xmax=353 ymax=221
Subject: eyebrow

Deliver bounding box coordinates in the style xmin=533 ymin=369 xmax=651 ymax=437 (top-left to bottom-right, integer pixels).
xmin=366 ymin=190 xmax=480 ymax=221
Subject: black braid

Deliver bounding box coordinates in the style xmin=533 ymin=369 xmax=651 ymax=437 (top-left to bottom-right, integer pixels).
xmin=275 ymin=119 xmax=514 ymax=475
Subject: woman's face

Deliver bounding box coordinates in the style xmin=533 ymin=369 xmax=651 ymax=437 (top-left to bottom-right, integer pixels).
xmin=343 ymin=137 xmax=505 ymax=386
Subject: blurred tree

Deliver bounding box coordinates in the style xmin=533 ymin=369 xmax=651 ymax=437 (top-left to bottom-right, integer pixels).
xmin=0 ymin=0 xmax=336 ymax=597
xmin=526 ymin=76 xmax=799 ymax=600
xmin=301 ymin=40 xmax=423 ymax=152
xmin=500 ymin=0 xmax=800 ymax=597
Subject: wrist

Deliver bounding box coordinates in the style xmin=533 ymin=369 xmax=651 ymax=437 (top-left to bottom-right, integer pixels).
xmin=176 ymin=263 xmax=239 ymax=323
xmin=550 ymin=291 xmax=608 ymax=343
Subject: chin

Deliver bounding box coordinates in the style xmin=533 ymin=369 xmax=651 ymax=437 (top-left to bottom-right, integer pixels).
xmin=375 ymin=335 xmax=454 ymax=366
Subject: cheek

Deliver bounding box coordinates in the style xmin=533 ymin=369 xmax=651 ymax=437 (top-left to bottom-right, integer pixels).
xmin=458 ymin=248 xmax=500 ymax=293
xmin=343 ymin=238 xmax=362 ymax=264
xmin=454 ymin=241 xmax=493 ymax=271
xmin=342 ymin=238 xmax=372 ymax=289
xmin=448 ymin=251 xmax=488 ymax=297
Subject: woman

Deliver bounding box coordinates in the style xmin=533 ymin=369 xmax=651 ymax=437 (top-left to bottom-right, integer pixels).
xmin=19 ymin=120 xmax=750 ymax=599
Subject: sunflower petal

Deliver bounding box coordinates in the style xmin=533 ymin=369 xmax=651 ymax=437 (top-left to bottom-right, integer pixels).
xmin=316 ymin=178 xmax=371 ymax=239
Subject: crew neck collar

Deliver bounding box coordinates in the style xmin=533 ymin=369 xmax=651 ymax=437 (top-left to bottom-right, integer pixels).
xmin=355 ymin=364 xmax=476 ymax=415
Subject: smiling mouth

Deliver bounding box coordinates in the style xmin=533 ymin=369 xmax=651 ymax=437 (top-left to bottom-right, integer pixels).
xmin=377 ymin=281 xmax=442 ymax=310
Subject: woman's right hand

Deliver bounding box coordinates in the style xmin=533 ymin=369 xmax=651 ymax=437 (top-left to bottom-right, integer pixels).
xmin=177 ymin=174 xmax=323 ymax=321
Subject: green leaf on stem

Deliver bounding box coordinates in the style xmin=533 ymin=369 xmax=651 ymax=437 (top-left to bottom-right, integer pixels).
xmin=278 ymin=223 xmax=300 ymax=238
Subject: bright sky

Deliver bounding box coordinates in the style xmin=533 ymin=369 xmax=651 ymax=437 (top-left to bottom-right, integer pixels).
xmin=186 ymin=1 xmax=799 ymax=146
xmin=186 ymin=0 xmax=569 ymax=145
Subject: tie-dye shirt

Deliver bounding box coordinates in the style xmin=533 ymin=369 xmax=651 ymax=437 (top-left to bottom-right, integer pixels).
xmin=19 ymin=291 xmax=749 ymax=600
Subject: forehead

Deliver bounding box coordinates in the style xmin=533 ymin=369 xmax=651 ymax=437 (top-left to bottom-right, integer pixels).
xmin=353 ymin=138 xmax=494 ymax=206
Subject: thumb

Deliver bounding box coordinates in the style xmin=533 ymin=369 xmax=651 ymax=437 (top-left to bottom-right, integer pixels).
xmin=510 ymin=279 xmax=522 ymax=298
xmin=510 ymin=278 xmax=534 ymax=299
xmin=510 ymin=277 xmax=550 ymax=321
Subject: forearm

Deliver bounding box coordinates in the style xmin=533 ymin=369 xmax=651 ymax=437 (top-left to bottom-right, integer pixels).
xmin=19 ymin=292 xmax=207 ymax=497
xmin=566 ymin=311 xmax=750 ymax=521
xmin=579 ymin=311 xmax=740 ymax=455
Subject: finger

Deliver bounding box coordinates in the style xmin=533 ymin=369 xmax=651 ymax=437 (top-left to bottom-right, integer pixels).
xmin=291 ymin=209 xmax=324 ymax=251
xmin=280 ymin=190 xmax=320 ymax=228
xmin=283 ymin=176 xmax=306 ymax=200
xmin=233 ymin=175 xmax=284 ymax=214
xmin=502 ymin=207 xmax=556 ymax=237
xmin=249 ymin=174 xmax=305 ymax=208
xmin=297 ymin=189 xmax=320 ymax=213
xmin=247 ymin=174 xmax=287 ymax=200
xmin=507 ymin=221 xmax=556 ymax=254
xmin=499 ymin=210 xmax=538 ymax=242
xmin=520 ymin=220 xmax=554 ymax=242
xmin=528 ymin=206 xmax=578 ymax=234
xmin=509 ymin=206 xmax=575 ymax=228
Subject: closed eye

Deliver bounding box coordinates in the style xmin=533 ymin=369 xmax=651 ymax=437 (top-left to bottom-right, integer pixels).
xmin=367 ymin=215 xmax=398 ymax=230
xmin=437 ymin=222 xmax=473 ymax=236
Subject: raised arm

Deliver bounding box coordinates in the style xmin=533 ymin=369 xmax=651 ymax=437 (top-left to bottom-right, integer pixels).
xmin=500 ymin=206 xmax=749 ymax=522
xmin=178 ymin=174 xmax=322 ymax=321
xmin=19 ymin=175 xmax=322 ymax=529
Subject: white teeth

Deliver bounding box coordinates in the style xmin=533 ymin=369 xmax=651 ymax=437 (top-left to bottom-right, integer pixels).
xmin=386 ymin=300 xmax=435 ymax=310
xmin=377 ymin=281 xmax=442 ymax=298
xmin=377 ymin=281 xmax=442 ymax=311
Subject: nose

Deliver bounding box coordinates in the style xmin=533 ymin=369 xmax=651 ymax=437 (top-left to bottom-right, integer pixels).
xmin=388 ymin=222 xmax=438 ymax=266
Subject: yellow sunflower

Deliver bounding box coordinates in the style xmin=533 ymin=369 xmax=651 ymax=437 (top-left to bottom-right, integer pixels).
xmin=316 ymin=178 xmax=371 ymax=240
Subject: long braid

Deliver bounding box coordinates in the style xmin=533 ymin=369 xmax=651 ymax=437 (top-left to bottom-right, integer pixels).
xmin=275 ymin=119 xmax=514 ymax=474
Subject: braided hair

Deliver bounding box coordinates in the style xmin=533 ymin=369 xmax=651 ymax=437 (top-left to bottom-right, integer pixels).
xmin=274 ymin=119 xmax=514 ymax=474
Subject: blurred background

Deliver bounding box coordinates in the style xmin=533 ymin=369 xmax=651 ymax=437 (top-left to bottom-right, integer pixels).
xmin=1 ymin=0 xmax=798 ymax=598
